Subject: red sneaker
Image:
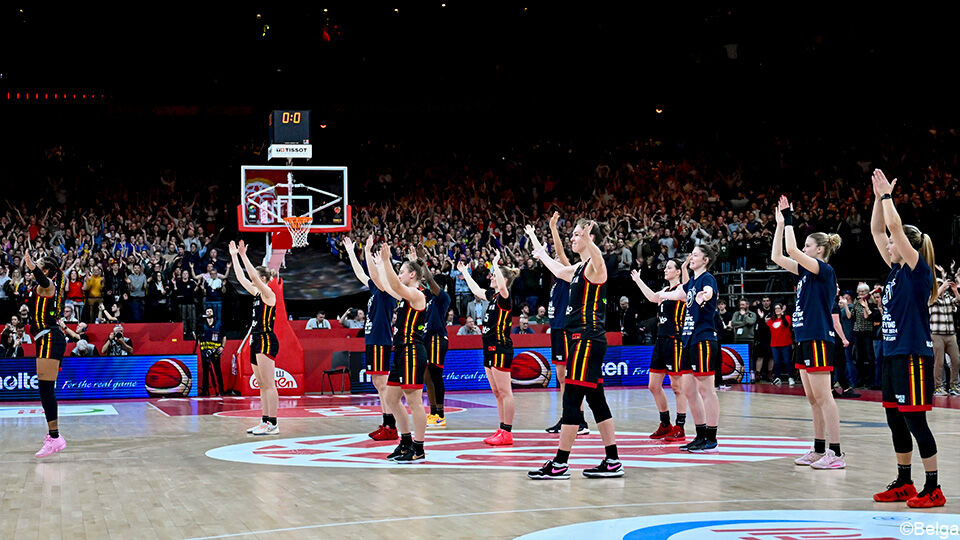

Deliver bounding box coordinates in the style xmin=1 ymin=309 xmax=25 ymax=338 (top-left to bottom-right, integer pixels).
xmin=907 ymin=486 xmax=946 ymax=508
xmin=372 ymin=426 xmax=399 ymax=441
xmin=484 ymin=430 xmax=514 ymax=446
xmin=368 ymin=425 xmax=385 ymax=439
xmin=665 ymin=425 xmax=686 ymax=441
xmin=649 ymin=423 xmax=673 ymax=439
xmin=873 ymin=481 xmax=918 ymax=502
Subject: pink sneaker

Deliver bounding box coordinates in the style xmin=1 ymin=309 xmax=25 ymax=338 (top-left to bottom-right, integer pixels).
xmin=35 ymin=435 xmax=66 ymax=458
xmin=810 ymin=449 xmax=846 ymax=469
xmin=794 ymin=450 xmax=824 ymax=466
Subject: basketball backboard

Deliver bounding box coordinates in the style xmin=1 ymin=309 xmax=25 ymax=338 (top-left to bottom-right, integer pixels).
xmin=237 ymin=166 xmax=351 ymax=233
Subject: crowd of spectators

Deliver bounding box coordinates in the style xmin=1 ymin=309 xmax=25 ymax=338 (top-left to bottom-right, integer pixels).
xmin=3 ymin=129 xmax=960 ymax=368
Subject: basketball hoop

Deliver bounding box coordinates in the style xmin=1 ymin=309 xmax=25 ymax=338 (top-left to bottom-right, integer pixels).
xmin=282 ymin=216 xmax=313 ymax=248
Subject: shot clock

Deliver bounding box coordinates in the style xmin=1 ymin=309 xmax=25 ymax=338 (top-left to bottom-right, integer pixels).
xmin=268 ymin=110 xmax=310 ymax=144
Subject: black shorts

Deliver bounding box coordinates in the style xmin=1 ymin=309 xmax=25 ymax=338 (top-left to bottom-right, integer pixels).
xmin=681 ymin=340 xmax=719 ymax=377
xmin=483 ymin=345 xmax=514 ymax=372
xmin=882 ymin=354 xmax=933 ymax=412
xmin=651 ymin=336 xmax=683 ymax=375
xmin=365 ymin=344 xmax=392 ymax=375
xmin=250 ymin=332 xmax=279 ymax=365
xmin=550 ymin=329 xmax=570 ymax=365
xmin=794 ymin=339 xmax=834 ymax=372
xmin=566 ymin=338 xmax=607 ymax=389
xmin=35 ymin=329 xmax=66 ymax=361
xmin=388 ymin=342 xmax=427 ymax=389
xmin=426 ymin=334 xmax=448 ymax=368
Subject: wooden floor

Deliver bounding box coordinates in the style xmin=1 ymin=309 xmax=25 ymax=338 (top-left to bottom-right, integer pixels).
xmin=1 ymin=386 xmax=959 ymax=539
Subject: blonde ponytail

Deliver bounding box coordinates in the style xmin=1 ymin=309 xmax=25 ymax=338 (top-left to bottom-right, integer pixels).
xmin=904 ymin=225 xmax=937 ymax=304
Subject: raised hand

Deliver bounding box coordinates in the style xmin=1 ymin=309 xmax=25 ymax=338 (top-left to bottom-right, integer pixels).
xmin=630 ymin=269 xmax=642 ymax=284
xmin=873 ymin=169 xmax=897 ymax=197
xmin=682 ymin=253 xmax=692 ymax=268
xmin=456 ymin=261 xmax=468 ymax=274
xmin=778 ymin=195 xmax=791 ymax=212
xmin=416 ymin=244 xmax=427 ymax=261
xmin=549 ymin=211 xmax=560 ymax=230
xmin=378 ymin=243 xmax=391 ymax=261
xmin=342 ymin=236 xmax=355 ymax=252
xmin=581 ymin=220 xmax=595 ymax=242
xmin=492 ymin=250 xmax=501 ymax=267
xmin=774 ymin=205 xmax=784 ymax=226
xmin=237 ymin=240 xmax=247 ymax=257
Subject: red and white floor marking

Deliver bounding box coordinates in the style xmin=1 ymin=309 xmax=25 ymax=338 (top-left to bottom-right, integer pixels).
xmin=214 ymin=405 xmax=465 ymax=418
xmin=205 ymin=431 xmax=811 ymax=470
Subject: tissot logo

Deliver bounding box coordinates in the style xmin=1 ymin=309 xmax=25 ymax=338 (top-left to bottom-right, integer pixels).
xmin=276 ymin=147 xmax=308 ymax=153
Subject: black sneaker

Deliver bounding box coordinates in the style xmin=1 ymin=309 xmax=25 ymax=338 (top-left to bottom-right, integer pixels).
xmin=687 ymin=439 xmax=719 ymax=454
xmin=527 ymin=459 xmax=571 ymax=480
xmin=386 ymin=443 xmax=410 ymax=461
xmin=582 ymin=458 xmax=624 ymax=478
xmin=577 ymin=422 xmax=590 ymax=435
xmin=679 ymin=436 xmax=705 ymax=452
xmin=393 ymin=446 xmax=425 ymax=464
xmin=545 ymin=419 xmax=562 ymax=434
xmin=842 ymin=388 xmax=861 ymax=398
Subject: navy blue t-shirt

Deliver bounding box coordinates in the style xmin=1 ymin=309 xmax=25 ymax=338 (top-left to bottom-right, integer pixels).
xmin=882 ymin=258 xmax=934 ymax=357
xmin=365 ymin=279 xmax=397 ymax=346
xmin=681 ymin=271 xmax=719 ymax=346
xmin=548 ymin=278 xmax=570 ymax=329
xmin=425 ymin=289 xmax=450 ymax=338
xmin=792 ymin=259 xmax=837 ymax=343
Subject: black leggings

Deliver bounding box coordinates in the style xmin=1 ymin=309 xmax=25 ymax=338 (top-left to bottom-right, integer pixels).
xmin=563 ymin=383 xmax=612 ymax=425
xmin=886 ymin=407 xmax=937 ymax=459
xmin=853 ymin=331 xmax=874 ymax=386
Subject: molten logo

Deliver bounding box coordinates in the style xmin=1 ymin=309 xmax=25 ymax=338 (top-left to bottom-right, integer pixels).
xmin=602 ymin=361 xmax=628 ymax=376
xmin=249 ymin=368 xmax=299 ymax=390
xmin=1 ymin=372 xmax=39 ymax=391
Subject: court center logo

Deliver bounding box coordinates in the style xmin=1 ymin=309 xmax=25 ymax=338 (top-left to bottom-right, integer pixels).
xmin=0 ymin=404 xmax=119 ymax=418
xmin=206 ymin=431 xmax=810 ymax=470
xmin=513 ymin=510 xmax=960 ymax=539
xmin=249 ymin=368 xmax=298 ymax=390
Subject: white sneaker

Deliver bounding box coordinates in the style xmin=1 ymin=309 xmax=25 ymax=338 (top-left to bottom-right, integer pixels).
xmin=788 ymin=377 xmax=796 ymax=386
xmin=773 ymin=377 xmax=782 ymax=385
xmin=794 ymin=450 xmax=824 ymax=466
xmin=934 ymin=386 xmax=948 ymax=397
xmin=247 ymin=422 xmax=267 ymax=434
xmin=950 ymin=384 xmax=960 ymax=396
xmin=251 ymin=423 xmax=279 ymax=436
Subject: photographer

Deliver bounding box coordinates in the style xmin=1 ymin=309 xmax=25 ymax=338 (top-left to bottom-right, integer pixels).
xmin=0 ymin=323 xmax=25 ymax=358
xmin=61 ymin=320 xmax=96 ymax=357
xmin=339 ymin=308 xmax=365 ymax=329
xmin=930 ymin=272 xmax=960 ymax=396
xmin=100 ymin=324 xmax=133 ymax=356
xmin=197 ymin=308 xmax=225 ymax=396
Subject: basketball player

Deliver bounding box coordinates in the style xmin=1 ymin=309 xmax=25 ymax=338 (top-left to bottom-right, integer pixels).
xmin=229 ymin=240 xmax=280 ymax=436
xmin=526 ymin=220 xmax=623 ymax=479
xmin=659 ymin=245 xmax=720 ymax=453
xmin=342 ymin=236 xmax=399 ymax=441
xmin=26 ymin=251 xmax=68 ymax=458
xmin=771 ymin=195 xmax=846 ymax=469
xmin=543 ymin=212 xmax=589 ymax=435
xmin=413 ymin=245 xmax=450 ymax=428
xmin=378 ymin=244 xmax=429 ymax=463
xmin=869 ymin=169 xmax=945 ymax=508
xmin=631 ymin=258 xmax=689 ymax=441
xmin=457 ymin=252 xmax=520 ymax=446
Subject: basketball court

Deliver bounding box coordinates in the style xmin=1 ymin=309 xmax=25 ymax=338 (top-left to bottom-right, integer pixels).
xmin=1 ymin=387 xmax=958 ymax=539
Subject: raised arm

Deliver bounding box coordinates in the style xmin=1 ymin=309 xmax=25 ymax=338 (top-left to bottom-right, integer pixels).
xmin=630 ymin=269 xmax=662 ymax=303
xmin=780 ymin=196 xmax=818 ymax=274
xmin=416 ymin=245 xmax=442 ymax=296
xmin=237 ymin=240 xmax=275 ymax=303
xmin=680 ymin=252 xmax=691 ymax=285
xmin=579 ymin=221 xmax=607 ymax=283
xmin=771 ymin=201 xmax=799 ymax=275
xmin=380 ymin=245 xmax=425 ymax=308
xmin=228 ymin=241 xmax=258 ymax=295
xmin=526 ymin=224 xmax=577 ymax=282
xmin=870 ymin=171 xmax=893 ymax=268
xmin=874 ymin=169 xmax=919 ymax=269
xmin=490 ymin=251 xmax=509 ymax=298
xmin=456 ymin=261 xmax=488 ymax=300
xmin=549 ymin=212 xmax=570 ymax=266
xmin=342 ymin=237 xmax=370 ymax=285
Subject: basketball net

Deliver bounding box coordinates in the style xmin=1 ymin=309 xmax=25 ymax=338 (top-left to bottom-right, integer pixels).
xmin=282 ymin=216 xmax=313 ymax=248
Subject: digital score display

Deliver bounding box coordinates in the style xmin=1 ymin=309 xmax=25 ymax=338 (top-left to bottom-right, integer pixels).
xmin=269 ymin=109 xmax=311 ymax=144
